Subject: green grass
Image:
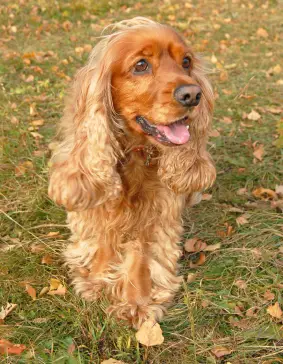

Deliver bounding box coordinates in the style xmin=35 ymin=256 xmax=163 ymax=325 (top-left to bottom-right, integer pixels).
xmin=1 ymin=0 xmax=283 ymax=363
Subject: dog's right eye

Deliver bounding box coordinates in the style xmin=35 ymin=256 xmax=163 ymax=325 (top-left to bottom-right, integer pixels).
xmin=134 ymin=59 xmax=149 ymax=73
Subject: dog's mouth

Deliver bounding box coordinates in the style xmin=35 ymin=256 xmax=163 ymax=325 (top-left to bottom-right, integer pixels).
xmin=135 ymin=115 xmax=190 ymax=145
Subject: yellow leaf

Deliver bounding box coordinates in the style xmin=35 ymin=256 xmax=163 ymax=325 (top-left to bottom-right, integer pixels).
xmin=46 ymin=231 xmax=60 ymax=237
xmin=49 ymin=278 xmax=61 ymax=291
xmin=31 ymin=119 xmax=44 ymax=126
xmin=267 ymin=302 xmax=282 ymax=319
xmin=252 ymin=187 xmax=277 ymax=201
xmin=25 ymin=284 xmax=36 ymax=300
xmin=273 ymin=64 xmax=282 ymax=74
xmin=47 ymin=284 xmax=67 ymax=296
xmin=211 ymin=346 xmax=233 ymax=358
xmin=135 ymin=319 xmax=164 ymax=346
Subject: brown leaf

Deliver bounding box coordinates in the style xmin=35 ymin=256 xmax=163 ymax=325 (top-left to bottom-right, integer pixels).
xmin=253 ymin=144 xmax=264 ymax=161
xmin=30 ymin=119 xmax=44 ymax=126
xmin=234 ymin=279 xmax=247 ymax=289
xmin=256 ymin=27 xmax=268 ymax=38
xmin=189 ymin=252 xmax=206 ymax=268
xmin=219 ymin=71 xmax=228 ymax=81
xmin=237 ymin=188 xmax=248 ymax=196
xmin=264 ymin=290 xmax=275 ymax=301
xmin=267 ymin=302 xmax=282 ymax=319
xmin=246 ymin=306 xmax=259 ymax=317
xmin=209 ymin=129 xmax=220 ymax=137
xmin=0 ymin=339 xmax=26 ymax=355
xmin=30 ymin=243 xmax=46 ymax=253
xmin=211 ymin=346 xmax=233 ymax=358
xmin=11 ymin=116 xmax=19 ymax=125
xmin=135 ymin=319 xmax=164 ymax=346
xmin=236 ymin=214 xmax=249 ymax=225
xmin=30 ymin=131 xmax=43 ymax=139
xmin=252 ymin=187 xmax=277 ymax=201
xmin=0 ymin=303 xmax=17 ymax=321
xmin=46 ymin=231 xmax=60 ymax=237
xmin=15 ymin=161 xmax=33 ymax=176
xmin=25 ymin=284 xmax=36 ymax=300
xmin=229 ymin=318 xmax=250 ymax=329
xmin=25 ymin=75 xmax=34 ymax=83
xmin=184 ymin=238 xmax=207 ymax=253
xmin=67 ymin=342 xmax=76 ymax=354
xmin=187 ymin=273 xmax=197 ymax=283
xmin=41 ymin=254 xmax=53 ymax=265
xmin=221 ymin=116 xmax=232 ymax=124
xmin=247 ymin=110 xmax=261 ymax=121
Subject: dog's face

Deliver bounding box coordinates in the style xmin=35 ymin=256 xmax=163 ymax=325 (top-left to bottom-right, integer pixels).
xmin=111 ymin=26 xmax=203 ymax=146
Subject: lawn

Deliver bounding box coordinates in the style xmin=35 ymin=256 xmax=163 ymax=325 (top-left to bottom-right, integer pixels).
xmin=0 ymin=0 xmax=282 ymax=363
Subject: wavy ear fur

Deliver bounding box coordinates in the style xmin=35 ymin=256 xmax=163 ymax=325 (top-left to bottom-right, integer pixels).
xmin=48 ymin=42 xmax=122 ymax=211
xmin=158 ymin=56 xmax=216 ymax=194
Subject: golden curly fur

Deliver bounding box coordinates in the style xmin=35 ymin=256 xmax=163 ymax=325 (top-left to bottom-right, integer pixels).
xmin=48 ymin=17 xmax=216 ymax=328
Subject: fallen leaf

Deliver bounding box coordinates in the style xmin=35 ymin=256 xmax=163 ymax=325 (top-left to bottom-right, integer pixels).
xmin=189 ymin=252 xmax=206 ymax=268
xmin=101 ymin=359 xmax=127 ymax=364
xmin=246 ymin=306 xmax=259 ymax=317
xmin=67 ymin=342 xmax=76 ymax=354
xmin=187 ymin=273 xmax=197 ymax=283
xmin=229 ymin=317 xmax=250 ymax=329
xmin=0 ymin=339 xmax=26 ymax=355
xmin=32 ymin=317 xmax=48 ymax=323
xmin=211 ymin=346 xmax=233 ymax=358
xmin=228 ymin=207 xmax=244 ymax=213
xmin=25 ymin=75 xmax=34 ymax=83
xmin=49 ymin=278 xmax=61 ymax=291
xmin=236 ymin=214 xmax=249 ymax=225
xmin=202 ymin=193 xmax=212 ymax=201
xmin=252 ymin=187 xmax=277 ymax=201
xmin=25 ymin=284 xmax=36 ymax=300
xmin=247 ymin=110 xmax=261 ymax=121
xmin=253 ymin=144 xmax=264 ymax=161
xmin=234 ymin=280 xmax=247 ymax=289
xmin=264 ymin=290 xmax=275 ymax=301
xmin=11 ymin=116 xmax=19 ymax=125
xmin=267 ymin=302 xmax=282 ymax=319
xmin=47 ymin=284 xmax=67 ymax=296
xmin=135 ymin=319 xmax=164 ymax=346
xmin=30 ymin=243 xmax=46 ymax=253
xmin=211 ymin=54 xmax=217 ymax=63
xmin=201 ymin=300 xmax=210 ymax=308
xmin=273 ymin=64 xmax=282 ymax=74
xmin=203 ymin=243 xmax=221 ymax=252
xmin=219 ymin=71 xmax=228 ymax=81
xmin=257 ymin=28 xmax=268 ymax=38
xmin=236 ymin=188 xmax=248 ymax=196
xmin=39 ymin=287 xmax=49 ymax=297
xmin=30 ymin=119 xmax=44 ymax=126
xmin=30 ymin=131 xmax=43 ymax=139
xmin=184 ymin=238 xmax=207 ymax=252
xmin=209 ymin=129 xmax=220 ymax=137
xmin=15 ymin=161 xmax=34 ymax=176
xmin=41 ymin=254 xmax=53 ymax=265
xmin=46 ymin=231 xmax=60 ymax=237
xmin=0 ymin=303 xmax=17 ymax=321
xmin=221 ymin=116 xmax=232 ymax=124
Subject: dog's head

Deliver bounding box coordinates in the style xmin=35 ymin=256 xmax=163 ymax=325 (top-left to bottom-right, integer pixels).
xmin=109 ymin=22 xmax=213 ymax=146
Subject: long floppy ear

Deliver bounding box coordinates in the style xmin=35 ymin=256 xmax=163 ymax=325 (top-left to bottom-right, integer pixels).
xmin=48 ymin=45 xmax=123 ymax=211
xmin=158 ymin=56 xmax=216 ymax=194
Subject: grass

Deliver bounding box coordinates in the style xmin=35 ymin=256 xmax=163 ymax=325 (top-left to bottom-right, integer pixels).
xmin=0 ymin=0 xmax=282 ymax=362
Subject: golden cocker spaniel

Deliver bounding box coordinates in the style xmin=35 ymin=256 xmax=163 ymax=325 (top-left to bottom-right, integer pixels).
xmin=48 ymin=17 xmax=216 ymax=328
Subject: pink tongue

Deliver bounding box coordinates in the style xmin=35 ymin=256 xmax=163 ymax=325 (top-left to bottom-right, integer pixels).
xmin=156 ymin=123 xmax=190 ymax=144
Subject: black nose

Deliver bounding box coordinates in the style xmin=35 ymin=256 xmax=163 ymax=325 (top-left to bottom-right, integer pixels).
xmin=174 ymin=84 xmax=202 ymax=107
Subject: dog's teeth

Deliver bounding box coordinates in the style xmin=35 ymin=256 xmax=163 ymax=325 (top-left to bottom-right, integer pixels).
xmin=186 ymin=125 xmax=190 ymax=129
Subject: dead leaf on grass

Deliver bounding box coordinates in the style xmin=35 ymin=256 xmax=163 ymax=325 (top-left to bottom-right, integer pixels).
xmin=11 ymin=116 xmax=19 ymax=125
xmin=41 ymin=254 xmax=53 ymax=265
xmin=30 ymin=119 xmax=44 ymax=126
xmin=0 ymin=303 xmax=17 ymax=321
xmin=275 ymin=185 xmax=283 ymax=198
xmin=46 ymin=231 xmax=60 ymax=237
xmin=234 ymin=280 xmax=247 ymax=289
xmin=189 ymin=252 xmax=206 ymax=268
xmin=48 ymin=284 xmax=67 ymax=296
xmin=236 ymin=214 xmax=249 ymax=225
xmin=39 ymin=287 xmax=49 ymax=297
xmin=221 ymin=116 xmax=232 ymax=124
xmin=228 ymin=207 xmax=244 ymax=213
xmin=267 ymin=302 xmax=282 ymax=319
xmin=256 ymin=27 xmax=269 ymax=38
xmin=0 ymin=339 xmax=26 ymax=355
xmin=246 ymin=306 xmax=259 ymax=317
xmin=30 ymin=243 xmax=45 ymax=253
xmin=253 ymin=144 xmax=264 ymax=161
xmin=135 ymin=319 xmax=164 ymax=346
xmin=25 ymin=284 xmax=36 ymax=300
xmin=209 ymin=129 xmax=220 ymax=137
xmin=252 ymin=187 xmax=277 ymax=201
xmin=202 ymin=193 xmax=212 ymax=201
xmin=237 ymin=188 xmax=248 ymax=196
xmin=204 ymin=243 xmax=221 ymax=252
xmin=264 ymin=290 xmax=275 ymax=301
xmin=184 ymin=238 xmax=207 ymax=253
xmin=49 ymin=278 xmax=61 ymax=291
xmin=15 ymin=160 xmax=33 ymax=176
xmin=211 ymin=346 xmax=233 ymax=358
xmin=187 ymin=273 xmax=197 ymax=283
xmin=247 ymin=110 xmax=261 ymax=121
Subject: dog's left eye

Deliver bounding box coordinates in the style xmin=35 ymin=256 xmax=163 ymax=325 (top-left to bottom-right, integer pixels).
xmin=182 ymin=57 xmax=191 ymax=69
xmin=134 ymin=59 xmax=149 ymax=73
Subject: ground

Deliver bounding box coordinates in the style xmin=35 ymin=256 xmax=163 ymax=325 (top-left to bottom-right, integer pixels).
xmin=0 ymin=0 xmax=283 ymax=363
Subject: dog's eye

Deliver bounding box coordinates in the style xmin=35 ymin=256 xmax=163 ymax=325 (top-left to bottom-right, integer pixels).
xmin=182 ymin=57 xmax=191 ymax=69
xmin=134 ymin=59 xmax=149 ymax=73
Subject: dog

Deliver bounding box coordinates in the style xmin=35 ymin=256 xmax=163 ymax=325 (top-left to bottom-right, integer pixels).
xmin=48 ymin=17 xmax=216 ymax=328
